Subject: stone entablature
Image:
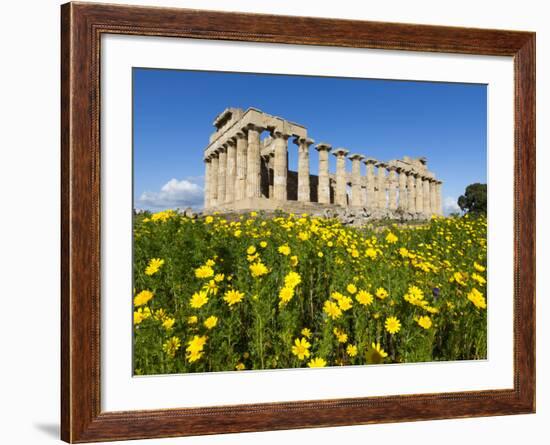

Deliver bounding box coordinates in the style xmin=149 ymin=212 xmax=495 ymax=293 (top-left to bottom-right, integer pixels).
xmin=205 ymin=107 xmax=307 ymax=156
xmin=203 ymin=107 xmax=444 ymax=219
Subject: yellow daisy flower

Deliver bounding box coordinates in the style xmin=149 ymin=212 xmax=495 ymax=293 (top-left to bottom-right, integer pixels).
xmin=346 ymin=344 xmax=358 ymax=357
xmin=384 ymin=316 xmax=401 ymax=334
xmin=223 ymin=289 xmax=245 ymax=306
xmin=134 ymin=290 xmax=153 ymax=307
xmin=291 ymin=337 xmax=311 ymax=360
xmin=190 ymin=290 xmax=208 ymax=309
xmin=366 ymin=342 xmax=388 ymax=364
xmin=145 ymin=258 xmax=164 ymax=276
xmin=307 ymin=357 xmax=327 ymax=368
xmin=204 ymin=315 xmax=218 ymax=329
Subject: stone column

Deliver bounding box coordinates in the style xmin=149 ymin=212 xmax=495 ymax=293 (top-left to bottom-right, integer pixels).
xmin=267 ymin=152 xmax=275 ymax=198
xmin=272 ymin=130 xmax=290 ymax=201
xmin=225 ymin=139 xmax=237 ymax=204
xmin=363 ymin=158 xmax=377 ymax=208
xmin=415 ymin=173 xmax=424 ymax=214
xmin=360 ymin=173 xmax=367 ymax=207
xmin=423 ymin=176 xmax=431 ymax=216
xmin=406 ymin=170 xmax=416 ymax=213
xmin=210 ymin=152 xmax=219 ymax=207
xmin=376 ymin=162 xmax=387 ymax=209
xmin=315 ymin=143 xmax=332 ymax=204
xmin=204 ymin=158 xmax=211 ymax=209
xmin=397 ymin=167 xmax=408 ymax=211
xmin=332 ymin=148 xmax=349 ymax=207
xmin=348 ymin=154 xmax=364 ymax=207
xmin=436 ymin=181 xmax=443 ymax=215
xmin=217 ymin=145 xmax=227 ymax=206
xmin=235 ymin=130 xmax=248 ymax=201
xmin=296 ymin=137 xmax=314 ymax=202
xmin=430 ymin=179 xmax=437 ymax=216
xmin=246 ymin=124 xmax=262 ymax=199
xmin=387 ymin=165 xmax=398 ymax=210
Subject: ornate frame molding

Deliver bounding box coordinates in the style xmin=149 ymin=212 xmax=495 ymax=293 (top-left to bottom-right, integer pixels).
xmin=61 ymin=2 xmax=535 ymax=442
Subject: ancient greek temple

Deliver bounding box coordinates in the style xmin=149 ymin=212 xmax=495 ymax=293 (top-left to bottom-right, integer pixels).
xmin=203 ymin=107 xmax=443 ymax=219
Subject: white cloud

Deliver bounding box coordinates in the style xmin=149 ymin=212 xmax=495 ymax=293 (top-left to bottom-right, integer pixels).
xmin=443 ymin=196 xmax=461 ymax=215
xmin=138 ymin=178 xmax=204 ymax=210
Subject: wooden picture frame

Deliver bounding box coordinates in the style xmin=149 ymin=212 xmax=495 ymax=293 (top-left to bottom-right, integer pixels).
xmin=61 ymin=2 xmax=535 ymax=442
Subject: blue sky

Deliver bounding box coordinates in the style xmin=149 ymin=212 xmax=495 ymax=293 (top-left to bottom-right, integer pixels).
xmin=133 ymin=68 xmax=487 ymax=214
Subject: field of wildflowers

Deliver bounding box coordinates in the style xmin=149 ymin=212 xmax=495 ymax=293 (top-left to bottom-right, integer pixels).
xmin=133 ymin=210 xmax=487 ymax=375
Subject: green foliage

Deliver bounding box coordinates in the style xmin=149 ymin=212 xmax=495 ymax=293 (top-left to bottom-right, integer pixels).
xmin=458 ymin=183 xmax=487 ymax=215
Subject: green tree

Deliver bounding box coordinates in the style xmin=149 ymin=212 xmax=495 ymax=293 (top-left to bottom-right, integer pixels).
xmin=458 ymin=183 xmax=487 ymax=215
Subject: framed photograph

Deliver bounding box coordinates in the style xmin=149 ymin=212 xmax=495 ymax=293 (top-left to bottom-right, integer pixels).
xmin=61 ymin=2 xmax=535 ymax=442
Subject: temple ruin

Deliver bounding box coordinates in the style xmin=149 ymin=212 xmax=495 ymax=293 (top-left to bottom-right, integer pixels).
xmin=203 ymin=107 xmax=443 ymax=219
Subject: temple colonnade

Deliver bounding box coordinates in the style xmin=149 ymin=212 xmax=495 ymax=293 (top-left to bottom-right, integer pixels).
xmin=203 ymin=107 xmax=443 ymax=217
